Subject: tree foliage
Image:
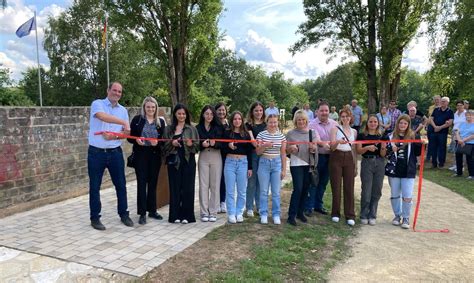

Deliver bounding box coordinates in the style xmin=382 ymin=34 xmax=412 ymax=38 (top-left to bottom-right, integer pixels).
xmin=0 ymin=66 xmax=34 ymax=106
xmin=114 ymin=0 xmax=222 ymax=107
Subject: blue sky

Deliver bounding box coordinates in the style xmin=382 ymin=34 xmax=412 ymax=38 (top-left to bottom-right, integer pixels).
xmin=0 ymin=0 xmax=430 ymax=82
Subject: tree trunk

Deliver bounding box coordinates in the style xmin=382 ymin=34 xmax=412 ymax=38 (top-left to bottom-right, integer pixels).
xmin=367 ymin=0 xmax=378 ymax=113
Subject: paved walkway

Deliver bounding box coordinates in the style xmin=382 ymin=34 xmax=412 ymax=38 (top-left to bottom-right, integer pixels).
xmin=0 ymin=179 xmax=226 ymax=281
xmin=329 ymin=177 xmax=474 ymax=281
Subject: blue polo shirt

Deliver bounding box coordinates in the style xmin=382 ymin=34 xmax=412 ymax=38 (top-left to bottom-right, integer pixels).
xmin=351 ymin=105 xmax=363 ymax=126
xmin=428 ymin=107 xmax=454 ymax=134
xmin=458 ymin=122 xmax=474 ymax=145
xmin=88 ymin=98 xmax=129 ymax=148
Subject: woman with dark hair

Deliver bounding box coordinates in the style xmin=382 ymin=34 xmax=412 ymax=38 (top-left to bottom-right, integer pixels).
xmin=215 ymin=102 xmax=229 ymax=213
xmin=386 ymin=114 xmax=421 ymax=229
xmin=197 ymin=105 xmax=223 ymax=222
xmin=223 ymin=111 xmax=253 ymax=224
xmin=245 ymin=101 xmax=266 ymax=217
xmin=128 ymin=96 xmax=166 ymax=225
xmin=329 ymin=108 xmax=358 ymax=226
xmin=356 ymin=114 xmax=388 ymax=226
xmin=162 ymin=104 xmax=200 ymax=224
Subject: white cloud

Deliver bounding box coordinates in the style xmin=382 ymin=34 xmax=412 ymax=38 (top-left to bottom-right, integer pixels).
xmin=243 ymin=0 xmax=304 ymax=29
xmin=219 ymin=35 xmax=236 ymax=51
xmin=402 ymin=23 xmax=432 ymax=73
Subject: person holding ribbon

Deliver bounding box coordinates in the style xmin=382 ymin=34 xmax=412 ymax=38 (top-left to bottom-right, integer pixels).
xmin=356 ymin=114 xmax=388 ymax=226
xmin=385 ymin=114 xmax=421 ymax=229
xmin=286 ymin=110 xmax=319 ymax=226
xmin=162 ymin=104 xmax=200 ymax=224
xmin=256 ymin=114 xmax=287 ymax=225
xmin=197 ymin=105 xmax=223 ymax=222
xmin=329 ymin=108 xmax=358 ymax=226
xmin=128 ymin=96 xmax=166 ymax=225
xmin=245 ymin=101 xmax=267 ymax=217
xmin=215 ymin=102 xmax=229 ymax=213
xmin=223 ymin=111 xmax=253 ymax=224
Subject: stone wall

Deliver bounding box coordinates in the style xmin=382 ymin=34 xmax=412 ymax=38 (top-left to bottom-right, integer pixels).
xmin=0 ymin=106 xmax=143 ymax=217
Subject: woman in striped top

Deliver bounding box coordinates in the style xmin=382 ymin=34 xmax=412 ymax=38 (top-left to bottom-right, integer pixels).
xmin=256 ymin=114 xmax=287 ymax=225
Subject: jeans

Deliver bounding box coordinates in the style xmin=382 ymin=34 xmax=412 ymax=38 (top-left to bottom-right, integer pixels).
xmin=429 ymin=132 xmax=448 ymax=167
xmin=388 ymin=177 xmax=415 ymax=219
xmin=305 ymin=154 xmax=330 ymax=211
xmin=426 ymin=131 xmax=433 ymax=161
xmin=246 ymin=152 xmax=260 ymax=211
xmin=289 ymin=166 xmax=310 ymax=219
xmin=88 ymin=146 xmax=129 ymax=220
xmin=360 ymin=157 xmax=385 ymax=220
xmin=258 ymin=157 xmax=282 ymax=217
xmin=224 ymin=157 xmax=248 ymax=217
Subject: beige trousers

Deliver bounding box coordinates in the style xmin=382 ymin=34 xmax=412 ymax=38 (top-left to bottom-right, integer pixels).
xmin=198 ymin=148 xmax=222 ymax=216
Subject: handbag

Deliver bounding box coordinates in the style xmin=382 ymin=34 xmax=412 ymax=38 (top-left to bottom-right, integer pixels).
xmin=126 ymin=152 xmax=135 ymax=168
xmin=456 ymin=143 xmax=473 ymax=155
xmin=308 ymin=129 xmax=319 ymax=186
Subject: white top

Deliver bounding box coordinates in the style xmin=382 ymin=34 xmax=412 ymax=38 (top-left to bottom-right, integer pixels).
xmin=453 ymin=110 xmax=466 ymax=131
xmin=257 ymin=130 xmax=286 ymax=156
xmin=335 ymin=127 xmax=355 ymax=152
xmin=290 ymin=155 xmax=309 ymax=166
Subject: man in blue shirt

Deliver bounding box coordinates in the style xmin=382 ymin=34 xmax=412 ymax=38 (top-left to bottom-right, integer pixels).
xmin=88 ymin=82 xmax=134 ymax=230
xmin=428 ymin=96 xmax=454 ymax=169
xmin=265 ymin=101 xmax=279 ymax=117
xmin=351 ymin=99 xmax=363 ymax=133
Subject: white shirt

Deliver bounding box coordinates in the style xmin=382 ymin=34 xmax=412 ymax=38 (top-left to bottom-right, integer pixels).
xmin=453 ymin=110 xmax=466 ymax=131
xmin=265 ymin=107 xmax=279 ymax=117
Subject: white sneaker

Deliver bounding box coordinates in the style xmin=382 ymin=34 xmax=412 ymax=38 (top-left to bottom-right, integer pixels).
xmin=209 ymin=215 xmax=217 ymax=222
xmin=246 ymin=210 xmax=254 ymax=217
xmin=392 ymin=216 xmax=401 ymax=226
xmin=331 ymin=217 xmax=340 ymax=223
xmin=236 ymin=215 xmax=244 ymax=223
xmin=181 ymin=219 xmax=188 ymax=224
xmin=273 ymin=216 xmax=281 ymax=225
xmin=220 ymin=202 xmax=227 ymax=213
xmin=201 ymin=215 xmax=209 ymax=222
xmin=401 ymin=218 xmax=410 ymax=229
xmin=174 ymin=219 xmax=181 ymax=224
xmin=360 ymin=219 xmax=369 ymax=225
xmin=347 ymin=219 xmax=355 ymax=226
xmin=228 ymin=215 xmax=236 ymax=224
xmin=260 ymin=215 xmax=268 ymax=224
xmin=368 ymin=219 xmax=376 ymax=226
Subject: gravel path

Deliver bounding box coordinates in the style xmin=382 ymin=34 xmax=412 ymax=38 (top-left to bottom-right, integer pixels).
xmin=329 ymin=176 xmax=474 ymax=281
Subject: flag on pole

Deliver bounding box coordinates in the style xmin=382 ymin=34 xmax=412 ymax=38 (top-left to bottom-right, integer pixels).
xmin=16 ymin=17 xmax=36 ymax=38
xmin=101 ymin=19 xmax=107 ymax=48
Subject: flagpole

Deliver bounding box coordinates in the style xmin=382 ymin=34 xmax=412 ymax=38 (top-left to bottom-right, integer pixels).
xmin=34 ymin=11 xmax=43 ymax=107
xmin=105 ymin=12 xmax=109 ymax=86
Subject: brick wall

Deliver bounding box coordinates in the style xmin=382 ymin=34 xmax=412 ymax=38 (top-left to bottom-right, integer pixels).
xmin=0 ymin=106 xmax=144 ymax=217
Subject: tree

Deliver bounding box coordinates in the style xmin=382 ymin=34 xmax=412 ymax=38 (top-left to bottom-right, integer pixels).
xmin=291 ymin=0 xmax=437 ymax=113
xmin=114 ymin=0 xmax=223 ymax=107
xmin=397 ymin=68 xmax=432 ymax=113
xmin=19 ymin=67 xmax=52 ymax=106
xmin=0 ymin=66 xmax=34 ymax=106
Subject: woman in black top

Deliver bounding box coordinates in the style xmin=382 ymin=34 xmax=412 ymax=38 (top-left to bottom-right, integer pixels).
xmin=356 ymin=115 xmax=388 ymax=226
xmin=222 ymin=111 xmax=253 ymax=224
xmin=245 ymin=101 xmax=267 ymax=217
xmin=162 ymin=104 xmax=200 ymax=224
xmin=197 ymin=105 xmax=223 ymax=222
xmin=128 ymin=97 xmax=165 ymax=225
xmin=215 ymin=102 xmax=229 ymax=213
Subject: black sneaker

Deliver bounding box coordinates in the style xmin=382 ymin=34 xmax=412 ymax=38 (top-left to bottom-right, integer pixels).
xmin=139 ymin=215 xmax=146 ymax=225
xmin=303 ymin=209 xmax=313 ymax=217
xmin=314 ymin=208 xmax=328 ymax=215
xmin=121 ymin=216 xmax=134 ymax=227
xmin=287 ymin=218 xmax=297 ymax=226
xmin=91 ymin=219 xmax=106 ymax=230
xmin=296 ymin=214 xmax=308 ymax=223
xmin=148 ymin=212 xmax=163 ymax=220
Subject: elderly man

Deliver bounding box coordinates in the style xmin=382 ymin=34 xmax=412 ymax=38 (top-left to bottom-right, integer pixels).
xmin=88 ymin=82 xmax=133 ymax=230
xmin=408 ymin=106 xmax=424 ymax=136
xmin=305 ymin=101 xmax=338 ymax=216
xmin=350 ymin=99 xmax=363 ymax=132
xmin=428 ymin=96 xmax=454 ymax=169
xmin=329 ymin=106 xmax=339 ymax=121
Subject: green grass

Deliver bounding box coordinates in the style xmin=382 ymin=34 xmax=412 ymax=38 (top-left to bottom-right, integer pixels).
xmin=208 ymin=183 xmax=356 ymax=282
xmin=423 ymin=167 xmax=474 ymax=203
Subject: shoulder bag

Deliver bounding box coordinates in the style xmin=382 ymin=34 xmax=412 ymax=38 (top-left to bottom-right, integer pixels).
xmin=308 ymin=129 xmax=319 ymax=186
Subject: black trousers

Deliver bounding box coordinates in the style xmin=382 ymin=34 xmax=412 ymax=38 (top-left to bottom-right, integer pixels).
xmin=134 ymin=147 xmax=161 ymax=216
xmin=168 ymin=154 xmax=197 ymax=223
xmin=456 ymin=142 xmax=474 ymax=177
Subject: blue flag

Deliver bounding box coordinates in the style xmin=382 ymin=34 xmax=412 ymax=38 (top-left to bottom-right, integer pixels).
xmin=16 ymin=17 xmax=36 ymax=38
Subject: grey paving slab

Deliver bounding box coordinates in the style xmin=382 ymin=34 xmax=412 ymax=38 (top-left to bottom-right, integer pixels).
xmin=0 ymin=178 xmax=227 ymax=278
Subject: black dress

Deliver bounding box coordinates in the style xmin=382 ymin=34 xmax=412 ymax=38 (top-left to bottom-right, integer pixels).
xmin=167 ymin=133 xmax=197 ymax=223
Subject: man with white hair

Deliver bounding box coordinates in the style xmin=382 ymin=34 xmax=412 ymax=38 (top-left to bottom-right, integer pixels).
xmin=428 ymin=96 xmax=454 ymax=169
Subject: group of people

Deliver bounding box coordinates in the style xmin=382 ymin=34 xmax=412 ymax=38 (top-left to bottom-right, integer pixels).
xmin=87 ymin=81 xmax=474 ymax=232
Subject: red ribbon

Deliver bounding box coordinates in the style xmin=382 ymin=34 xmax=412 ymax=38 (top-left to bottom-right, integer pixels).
xmin=95 ymin=131 xmax=449 ymax=233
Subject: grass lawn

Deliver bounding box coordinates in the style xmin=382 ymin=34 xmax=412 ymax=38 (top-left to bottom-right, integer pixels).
xmin=423 ymin=166 xmax=474 ymax=203
xmin=144 ymin=182 xmax=357 ymax=282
